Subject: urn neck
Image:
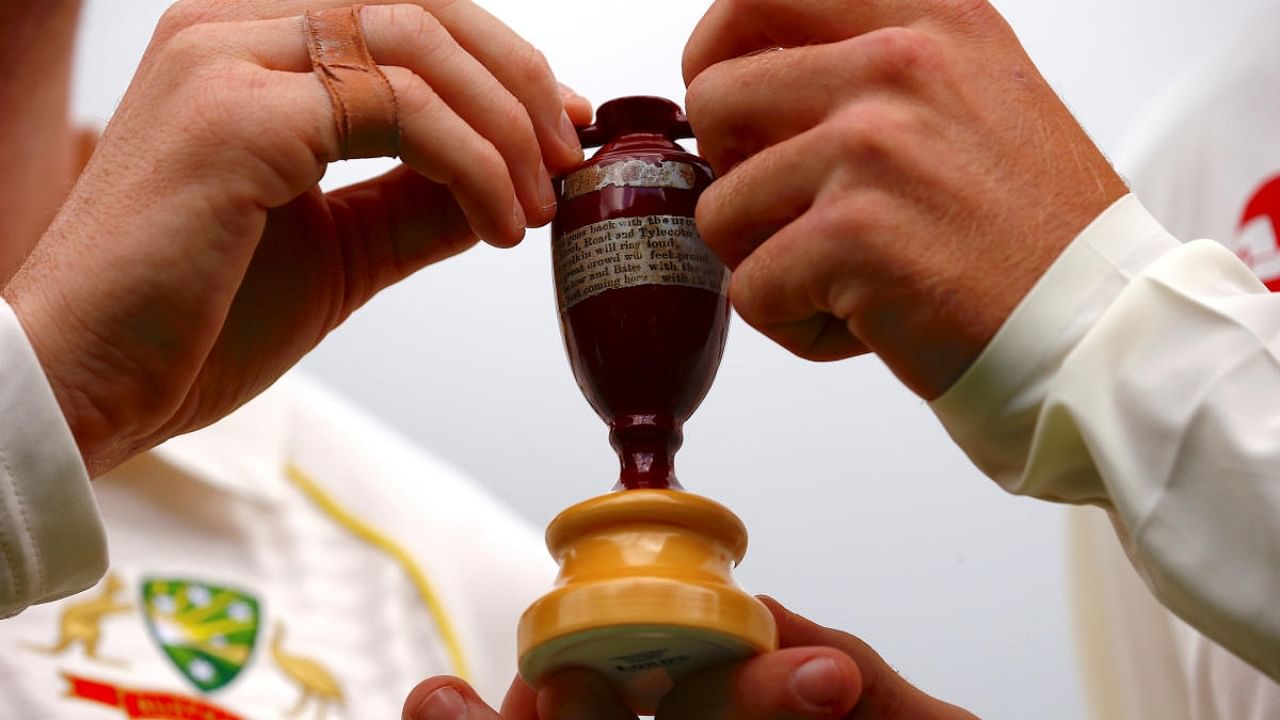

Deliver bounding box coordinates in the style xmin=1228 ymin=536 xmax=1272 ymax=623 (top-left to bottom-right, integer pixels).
xmin=610 ymin=415 xmax=684 ymax=491
xmin=578 ymin=96 xmax=694 ymax=149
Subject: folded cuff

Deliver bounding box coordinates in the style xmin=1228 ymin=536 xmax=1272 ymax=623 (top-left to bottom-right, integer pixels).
xmin=930 ymin=195 xmax=1181 ymax=495
xmin=0 ymin=298 xmax=106 ymax=617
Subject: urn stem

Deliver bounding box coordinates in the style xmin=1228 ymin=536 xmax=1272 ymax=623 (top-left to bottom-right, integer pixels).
xmin=610 ymin=415 xmax=683 ymax=490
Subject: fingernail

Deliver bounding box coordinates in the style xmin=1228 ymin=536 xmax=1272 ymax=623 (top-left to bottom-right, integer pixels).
xmin=792 ymin=657 xmax=844 ymax=709
xmin=537 ymin=164 xmax=557 ymax=214
xmin=559 ymin=84 xmax=578 ymax=99
xmin=559 ymin=110 xmax=583 ymax=157
xmin=414 ymin=687 xmax=467 ymax=720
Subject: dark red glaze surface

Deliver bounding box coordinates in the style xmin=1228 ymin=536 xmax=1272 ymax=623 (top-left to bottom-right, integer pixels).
xmin=553 ymin=97 xmax=730 ymax=491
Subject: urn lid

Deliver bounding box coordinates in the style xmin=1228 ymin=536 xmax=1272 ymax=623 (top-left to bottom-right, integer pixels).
xmin=578 ymin=96 xmax=695 ymax=148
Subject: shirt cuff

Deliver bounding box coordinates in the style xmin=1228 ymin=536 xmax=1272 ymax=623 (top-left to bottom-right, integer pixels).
xmin=0 ymin=298 xmax=107 ymax=618
xmin=929 ymin=194 xmax=1181 ymax=499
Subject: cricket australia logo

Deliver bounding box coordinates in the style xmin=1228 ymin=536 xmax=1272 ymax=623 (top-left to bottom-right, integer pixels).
xmin=142 ymin=579 xmax=261 ymax=693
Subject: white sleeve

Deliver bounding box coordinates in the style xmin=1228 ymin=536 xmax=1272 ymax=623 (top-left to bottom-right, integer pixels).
xmin=931 ymin=194 xmax=1280 ymax=682
xmin=0 ymin=298 xmax=107 ymax=618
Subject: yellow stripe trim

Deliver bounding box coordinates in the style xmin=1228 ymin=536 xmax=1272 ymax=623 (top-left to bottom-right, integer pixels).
xmin=285 ymin=463 xmax=471 ymax=681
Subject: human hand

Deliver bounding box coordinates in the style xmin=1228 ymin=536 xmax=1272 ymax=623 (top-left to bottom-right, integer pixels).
xmin=402 ymin=597 xmax=975 ymax=720
xmin=682 ymin=0 xmax=1128 ymax=399
xmin=401 ymin=675 xmax=539 ymax=720
xmin=4 ymin=0 xmax=591 ymax=474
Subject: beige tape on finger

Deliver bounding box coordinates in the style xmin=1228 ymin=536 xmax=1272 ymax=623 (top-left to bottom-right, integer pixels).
xmin=305 ymin=4 xmax=401 ymax=160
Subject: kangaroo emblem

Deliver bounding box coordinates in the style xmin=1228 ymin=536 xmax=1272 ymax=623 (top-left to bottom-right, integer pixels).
xmin=25 ymin=573 xmax=133 ymax=665
xmin=271 ymin=622 xmax=346 ymax=720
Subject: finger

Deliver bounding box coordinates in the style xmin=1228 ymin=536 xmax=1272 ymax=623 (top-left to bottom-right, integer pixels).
xmin=157 ymin=0 xmax=583 ymax=169
xmin=683 ymin=0 xmax=928 ymax=84
xmin=560 ymin=84 xmax=594 ymax=127
xmin=499 ymin=676 xmax=540 ymax=719
xmin=159 ymin=165 xmax=473 ymax=445
xmin=359 ymin=5 xmax=556 ymax=226
xmin=687 ymin=29 xmax=939 ymax=177
xmin=379 ymin=66 xmax=525 ymax=246
xmin=728 ymin=203 xmax=871 ymax=363
xmin=762 ymin=597 xmax=980 ymax=720
xmin=212 ymin=10 xmax=554 ymax=229
xmin=149 ymin=18 xmax=525 ymax=245
xmin=324 ymin=164 xmax=477 ymax=294
xmin=403 ymin=677 xmax=502 ymax=720
xmin=696 ymin=100 xmax=921 ymax=266
xmin=695 ymin=127 xmax=832 ymax=270
xmin=695 ymin=123 xmax=868 ymax=361
xmin=537 ymin=669 xmax=636 ymax=720
xmin=381 ymin=0 xmax=586 ymax=170
xmin=681 ymin=0 xmax=998 ymax=85
xmin=658 ymin=647 xmax=861 ymax=720
xmin=762 ymin=597 xmax=890 ymax=688
xmin=698 ymin=107 xmax=927 ymax=361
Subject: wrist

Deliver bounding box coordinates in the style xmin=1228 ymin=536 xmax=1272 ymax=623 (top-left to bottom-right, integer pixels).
xmin=858 ymin=180 xmax=1129 ymax=401
xmin=3 ymin=281 xmax=124 ymax=476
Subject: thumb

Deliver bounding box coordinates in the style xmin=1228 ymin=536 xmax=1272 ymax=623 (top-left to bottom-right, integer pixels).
xmin=763 ymin=596 xmax=980 ymax=719
xmin=657 ymin=644 xmax=862 ymax=720
xmin=403 ymin=678 xmax=503 ymax=720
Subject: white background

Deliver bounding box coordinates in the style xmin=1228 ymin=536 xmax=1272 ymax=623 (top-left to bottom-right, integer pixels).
xmin=73 ymin=1 xmax=1276 ymax=717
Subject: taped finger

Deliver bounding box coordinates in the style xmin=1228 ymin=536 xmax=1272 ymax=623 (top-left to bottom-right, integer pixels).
xmin=305 ymin=4 xmax=401 ymax=160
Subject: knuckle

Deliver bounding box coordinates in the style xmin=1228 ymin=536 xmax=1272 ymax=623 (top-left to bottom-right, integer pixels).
xmin=728 ymin=263 xmax=802 ymax=342
xmin=445 ymin=136 xmax=507 ymax=199
xmin=155 ymin=1 xmax=195 ymax=37
xmin=825 ymin=109 xmax=877 ymax=161
xmin=684 ymin=70 xmax=740 ymax=172
xmin=815 ymin=256 xmax=856 ymax=315
xmin=472 ymin=139 xmax=509 ymax=185
xmin=488 ymin=91 xmax=529 ymax=133
xmin=161 ymin=22 xmax=223 ymax=67
xmin=938 ymin=0 xmax=997 ymax=26
xmin=511 ymin=45 xmax=555 ymax=91
xmin=494 ymin=95 xmax=537 ymax=149
xmin=861 ymin=27 xmax=943 ymax=84
xmin=696 ymin=171 xmax=757 ymax=261
xmin=825 ymin=104 xmax=913 ymax=164
xmin=683 ymin=70 xmax=719 ymax=127
xmin=391 ymin=4 xmax=446 ymax=51
xmin=694 ymin=189 xmax=729 ymax=251
xmin=155 ymin=0 xmax=218 ymax=44
xmin=819 ymin=190 xmax=883 ymax=243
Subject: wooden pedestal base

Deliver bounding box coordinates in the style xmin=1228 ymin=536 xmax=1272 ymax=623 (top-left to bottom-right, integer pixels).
xmin=517 ymin=490 xmax=777 ymax=715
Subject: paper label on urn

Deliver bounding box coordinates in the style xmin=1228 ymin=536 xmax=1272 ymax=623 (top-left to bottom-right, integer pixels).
xmin=554 ymin=215 xmax=730 ymax=310
xmin=562 ymin=159 xmax=701 ymax=201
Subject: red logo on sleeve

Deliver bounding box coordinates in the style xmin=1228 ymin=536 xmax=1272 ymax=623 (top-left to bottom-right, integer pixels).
xmin=1236 ymin=175 xmax=1280 ymax=291
xmin=63 ymin=674 xmax=246 ymax=720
